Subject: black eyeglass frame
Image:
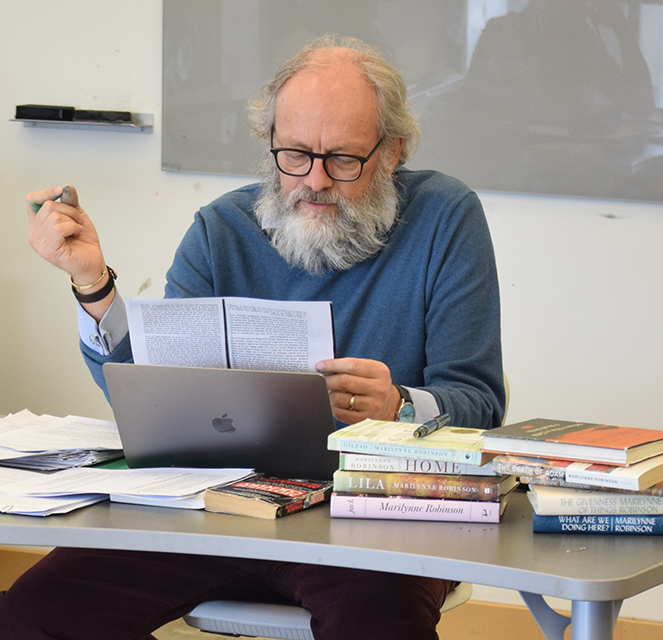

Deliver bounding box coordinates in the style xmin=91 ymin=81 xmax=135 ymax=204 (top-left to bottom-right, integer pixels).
xmin=270 ymin=131 xmax=383 ymax=183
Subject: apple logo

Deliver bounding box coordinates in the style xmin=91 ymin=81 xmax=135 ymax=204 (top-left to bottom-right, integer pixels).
xmin=212 ymin=414 xmax=236 ymax=434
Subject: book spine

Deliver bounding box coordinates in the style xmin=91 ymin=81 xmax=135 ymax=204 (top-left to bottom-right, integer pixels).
xmin=333 ymin=470 xmax=501 ymax=501
xmin=328 ymin=439 xmax=484 ymax=465
xmin=329 ymin=493 xmax=503 ymax=523
xmin=533 ymin=514 xmax=663 ymax=535
xmin=339 ymin=453 xmax=496 ymax=475
xmin=565 ymin=468 xmax=639 ymax=492
xmin=521 ymin=476 xmax=600 ymax=491
xmin=530 ymin=492 xmax=663 ymax=515
xmin=491 ymin=459 xmax=566 ymax=480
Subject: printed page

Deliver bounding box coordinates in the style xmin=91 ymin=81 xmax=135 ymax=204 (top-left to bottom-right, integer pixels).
xmin=0 ymin=494 xmax=107 ymax=516
xmin=224 ymin=297 xmax=334 ymax=372
xmin=0 ymin=467 xmax=253 ymax=498
xmin=126 ymin=297 xmax=228 ymax=367
xmin=0 ymin=415 xmax=122 ymax=453
xmin=127 ymin=297 xmax=335 ymax=372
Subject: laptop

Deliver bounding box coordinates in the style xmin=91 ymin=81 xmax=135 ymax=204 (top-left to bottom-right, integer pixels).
xmin=103 ymin=363 xmax=339 ymax=480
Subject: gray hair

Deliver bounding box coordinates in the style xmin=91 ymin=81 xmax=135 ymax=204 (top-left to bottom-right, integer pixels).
xmin=247 ymin=35 xmax=420 ymax=167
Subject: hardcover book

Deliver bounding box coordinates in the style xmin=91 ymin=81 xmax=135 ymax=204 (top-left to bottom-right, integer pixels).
xmin=332 ymin=469 xmax=517 ymax=502
xmin=338 ymin=453 xmax=497 ymax=475
xmin=203 ymin=476 xmax=333 ymax=519
xmin=492 ymin=453 xmax=663 ymax=492
xmin=482 ymin=419 xmax=663 ymax=466
xmin=330 ymin=492 xmax=507 ymax=523
xmin=527 ymin=484 xmax=663 ymax=516
xmin=328 ymin=419 xmax=491 ymax=466
xmin=532 ymin=513 xmax=663 ymax=535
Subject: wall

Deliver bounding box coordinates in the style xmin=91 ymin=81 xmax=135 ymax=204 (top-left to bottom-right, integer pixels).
xmin=1 ymin=0 xmax=662 ymax=623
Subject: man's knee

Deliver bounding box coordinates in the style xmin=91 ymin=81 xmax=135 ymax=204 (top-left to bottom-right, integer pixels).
xmin=284 ymin=565 xmax=451 ymax=640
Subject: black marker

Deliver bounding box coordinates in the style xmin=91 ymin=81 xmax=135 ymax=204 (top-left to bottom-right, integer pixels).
xmin=412 ymin=413 xmax=451 ymax=438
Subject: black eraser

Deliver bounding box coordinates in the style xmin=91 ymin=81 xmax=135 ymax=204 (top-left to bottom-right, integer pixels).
xmin=15 ymin=104 xmax=75 ymax=121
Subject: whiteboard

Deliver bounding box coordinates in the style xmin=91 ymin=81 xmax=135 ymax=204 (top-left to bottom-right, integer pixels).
xmin=163 ymin=0 xmax=663 ymax=202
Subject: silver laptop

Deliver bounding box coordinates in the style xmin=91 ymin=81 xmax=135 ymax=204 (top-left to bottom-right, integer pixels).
xmin=103 ymin=363 xmax=339 ymax=480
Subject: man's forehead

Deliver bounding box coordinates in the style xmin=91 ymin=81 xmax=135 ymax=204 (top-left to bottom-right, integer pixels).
xmin=274 ymin=59 xmax=379 ymax=147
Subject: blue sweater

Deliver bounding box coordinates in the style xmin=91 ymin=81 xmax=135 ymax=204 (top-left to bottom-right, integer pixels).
xmin=82 ymin=169 xmax=505 ymax=429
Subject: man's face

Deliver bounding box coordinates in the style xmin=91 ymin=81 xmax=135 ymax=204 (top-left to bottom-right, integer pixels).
xmin=254 ymin=54 xmax=404 ymax=275
xmin=272 ymin=61 xmax=399 ymax=212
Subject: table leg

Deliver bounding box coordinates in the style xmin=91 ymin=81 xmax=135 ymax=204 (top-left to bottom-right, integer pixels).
xmin=519 ymin=591 xmax=570 ymax=640
xmin=520 ymin=592 xmax=622 ymax=640
xmin=569 ymin=600 xmax=622 ymax=640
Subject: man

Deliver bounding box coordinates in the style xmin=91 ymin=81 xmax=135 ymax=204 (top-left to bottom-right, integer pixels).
xmin=7 ymin=36 xmax=504 ymax=640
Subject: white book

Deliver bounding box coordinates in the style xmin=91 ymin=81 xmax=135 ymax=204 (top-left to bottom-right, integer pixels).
xmin=339 ymin=453 xmax=497 ymax=475
xmin=528 ymin=484 xmax=663 ymax=516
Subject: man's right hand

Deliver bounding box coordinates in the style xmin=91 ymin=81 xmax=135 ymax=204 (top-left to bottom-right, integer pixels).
xmin=27 ymin=185 xmax=106 ymax=284
xmin=27 ymin=186 xmax=114 ymax=319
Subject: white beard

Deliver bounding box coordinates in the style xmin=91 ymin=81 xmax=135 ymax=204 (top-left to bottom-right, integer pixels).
xmin=254 ymin=159 xmax=399 ymax=275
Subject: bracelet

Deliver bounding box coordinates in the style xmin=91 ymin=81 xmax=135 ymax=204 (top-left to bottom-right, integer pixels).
xmin=70 ymin=268 xmax=108 ymax=290
xmin=72 ymin=266 xmax=117 ymax=304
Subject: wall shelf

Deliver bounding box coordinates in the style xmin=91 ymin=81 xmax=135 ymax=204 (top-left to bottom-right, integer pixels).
xmin=12 ymin=113 xmax=153 ymax=133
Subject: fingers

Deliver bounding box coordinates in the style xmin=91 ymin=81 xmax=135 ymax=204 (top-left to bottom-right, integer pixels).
xmin=317 ymin=357 xmax=396 ymax=423
xmin=60 ymin=185 xmax=80 ymax=208
xmin=26 ymin=185 xmax=104 ymax=279
xmin=26 ymin=186 xmax=65 ymax=215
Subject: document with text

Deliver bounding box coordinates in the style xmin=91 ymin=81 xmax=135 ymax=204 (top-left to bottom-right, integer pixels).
xmin=126 ymin=296 xmax=335 ymax=372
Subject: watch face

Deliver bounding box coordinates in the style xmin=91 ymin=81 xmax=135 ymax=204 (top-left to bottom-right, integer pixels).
xmin=398 ymin=402 xmax=416 ymax=423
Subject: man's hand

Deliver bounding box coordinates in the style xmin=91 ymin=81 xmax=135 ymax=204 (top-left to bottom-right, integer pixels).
xmin=27 ymin=185 xmax=107 ymax=285
xmin=316 ymin=357 xmax=401 ymax=424
xmin=27 ymin=186 xmax=114 ymax=320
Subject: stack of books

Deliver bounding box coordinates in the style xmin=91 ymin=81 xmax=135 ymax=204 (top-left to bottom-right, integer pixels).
xmin=326 ymin=419 xmax=516 ymax=523
xmin=482 ymin=418 xmax=663 ymax=535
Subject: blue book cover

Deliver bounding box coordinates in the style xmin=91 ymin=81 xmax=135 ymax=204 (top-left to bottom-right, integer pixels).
xmin=533 ymin=513 xmax=663 ymax=535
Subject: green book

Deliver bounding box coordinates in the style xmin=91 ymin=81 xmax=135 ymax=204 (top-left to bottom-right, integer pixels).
xmin=328 ymin=419 xmax=491 ymax=466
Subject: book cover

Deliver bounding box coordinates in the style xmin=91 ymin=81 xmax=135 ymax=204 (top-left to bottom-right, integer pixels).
xmin=527 ymin=484 xmax=663 ymax=516
xmin=482 ymin=419 xmax=663 ymax=466
xmin=203 ymin=476 xmax=333 ymax=519
xmin=328 ymin=419 xmax=491 ymax=466
xmin=338 ymin=453 xmax=497 ymax=475
xmin=532 ymin=513 xmax=663 ymax=535
xmin=332 ymin=469 xmax=517 ymax=501
xmin=492 ymin=453 xmax=663 ymax=492
xmin=330 ymin=492 xmax=506 ymax=523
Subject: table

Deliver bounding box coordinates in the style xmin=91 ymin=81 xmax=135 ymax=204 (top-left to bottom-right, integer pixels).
xmin=1 ymin=491 xmax=663 ymax=640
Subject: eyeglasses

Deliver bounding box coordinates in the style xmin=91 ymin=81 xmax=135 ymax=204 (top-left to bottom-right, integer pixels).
xmin=270 ymin=132 xmax=383 ymax=182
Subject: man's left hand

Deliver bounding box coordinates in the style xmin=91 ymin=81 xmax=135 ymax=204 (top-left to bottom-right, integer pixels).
xmin=316 ymin=358 xmax=401 ymax=424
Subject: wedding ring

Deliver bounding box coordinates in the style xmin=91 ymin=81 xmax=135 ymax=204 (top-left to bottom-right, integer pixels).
xmin=349 ymin=395 xmax=356 ymax=411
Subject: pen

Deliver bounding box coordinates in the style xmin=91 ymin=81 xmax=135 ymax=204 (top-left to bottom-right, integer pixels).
xmin=412 ymin=413 xmax=451 ymax=438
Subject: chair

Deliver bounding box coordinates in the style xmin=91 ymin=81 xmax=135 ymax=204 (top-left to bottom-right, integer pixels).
xmin=184 ymin=582 xmax=473 ymax=639
xmin=184 ymin=375 xmax=508 ymax=638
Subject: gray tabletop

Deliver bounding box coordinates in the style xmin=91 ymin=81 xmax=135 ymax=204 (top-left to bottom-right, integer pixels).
xmin=2 ymin=491 xmax=662 ymax=603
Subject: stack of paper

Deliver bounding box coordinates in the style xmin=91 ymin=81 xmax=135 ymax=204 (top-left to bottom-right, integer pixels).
xmin=0 ymin=467 xmax=254 ymax=516
xmin=0 ymin=410 xmax=123 ymax=471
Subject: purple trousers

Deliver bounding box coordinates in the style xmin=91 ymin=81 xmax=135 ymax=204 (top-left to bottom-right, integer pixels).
xmin=1 ymin=547 xmax=457 ymax=640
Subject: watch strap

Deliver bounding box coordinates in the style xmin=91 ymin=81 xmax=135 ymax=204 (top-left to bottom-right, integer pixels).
xmin=72 ymin=266 xmax=117 ymax=303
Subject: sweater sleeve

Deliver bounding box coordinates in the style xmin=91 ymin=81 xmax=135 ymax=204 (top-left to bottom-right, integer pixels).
xmin=420 ymin=189 xmax=505 ymax=430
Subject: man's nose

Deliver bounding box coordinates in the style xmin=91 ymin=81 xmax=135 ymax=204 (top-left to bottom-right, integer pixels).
xmin=304 ymin=158 xmax=334 ymax=192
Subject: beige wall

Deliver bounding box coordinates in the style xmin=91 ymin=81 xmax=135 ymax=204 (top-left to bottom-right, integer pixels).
xmin=1 ymin=0 xmax=663 ymax=623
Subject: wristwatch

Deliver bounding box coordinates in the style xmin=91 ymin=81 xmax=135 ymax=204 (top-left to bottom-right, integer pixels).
xmin=393 ymin=384 xmax=416 ymax=423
